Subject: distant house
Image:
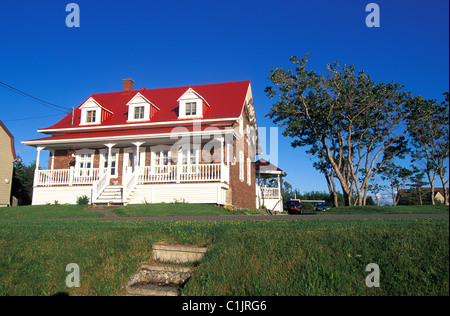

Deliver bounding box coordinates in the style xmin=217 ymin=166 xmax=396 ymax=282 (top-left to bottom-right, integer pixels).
xmin=22 ymin=79 xmax=285 ymax=211
xmin=397 ymin=188 xmax=449 ymax=205
xmin=0 ymin=120 xmax=16 ymax=207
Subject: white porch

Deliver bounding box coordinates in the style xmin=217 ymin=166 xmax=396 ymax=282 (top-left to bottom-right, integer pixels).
xmin=32 ymin=163 xmax=229 ymax=205
xmin=255 ymin=159 xmax=286 ymax=213
xmin=30 ymin=132 xmax=234 ymax=205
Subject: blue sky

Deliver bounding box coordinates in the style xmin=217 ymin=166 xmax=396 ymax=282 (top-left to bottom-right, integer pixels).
xmin=0 ymin=0 xmax=448 ymax=194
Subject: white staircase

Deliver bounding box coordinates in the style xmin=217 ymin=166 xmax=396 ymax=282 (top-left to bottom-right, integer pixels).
xmin=95 ymin=185 xmax=123 ymax=205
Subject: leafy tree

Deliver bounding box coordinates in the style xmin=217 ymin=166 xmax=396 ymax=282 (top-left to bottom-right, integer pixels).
xmin=265 ymin=54 xmax=415 ymax=206
xmin=408 ymin=167 xmax=428 ymax=205
xmin=378 ymin=161 xmax=414 ymax=206
xmin=408 ymin=92 xmax=449 ymax=205
xmin=368 ymin=177 xmax=386 ymax=206
xmin=11 ymin=157 xmax=35 ymax=205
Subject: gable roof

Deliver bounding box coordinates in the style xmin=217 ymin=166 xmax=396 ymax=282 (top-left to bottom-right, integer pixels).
xmin=38 ymin=80 xmax=251 ymax=134
xmin=255 ymin=159 xmax=286 ymax=176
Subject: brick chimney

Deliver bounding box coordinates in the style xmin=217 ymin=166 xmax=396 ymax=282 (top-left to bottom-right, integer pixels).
xmin=122 ymin=78 xmax=134 ymax=91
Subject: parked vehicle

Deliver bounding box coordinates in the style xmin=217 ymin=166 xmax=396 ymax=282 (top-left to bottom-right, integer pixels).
xmin=284 ymin=200 xmax=303 ymax=214
xmin=314 ymin=202 xmax=332 ymax=212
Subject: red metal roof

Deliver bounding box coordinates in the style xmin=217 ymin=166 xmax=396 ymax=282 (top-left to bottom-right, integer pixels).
xmin=255 ymin=159 xmax=286 ymax=175
xmin=39 ymin=80 xmax=251 ymax=132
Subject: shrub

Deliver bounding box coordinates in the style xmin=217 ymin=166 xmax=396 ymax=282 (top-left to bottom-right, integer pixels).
xmin=76 ymin=195 xmax=90 ymax=206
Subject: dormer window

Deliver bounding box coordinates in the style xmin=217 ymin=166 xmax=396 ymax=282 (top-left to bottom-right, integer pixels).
xmin=134 ymin=106 xmax=145 ymax=120
xmin=86 ymin=110 xmax=96 ymax=123
xmin=177 ymin=88 xmax=210 ymax=119
xmin=79 ymin=97 xmax=111 ymax=125
xmin=185 ymin=102 xmax=197 ymax=116
xmin=127 ymin=92 xmax=159 ymax=122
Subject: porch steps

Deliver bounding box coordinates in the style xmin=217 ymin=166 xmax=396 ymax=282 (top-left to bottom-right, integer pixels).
xmin=125 ymin=264 xmax=192 ymax=296
xmin=124 ymin=244 xmax=208 ymax=296
xmin=95 ymin=185 xmax=123 ymax=205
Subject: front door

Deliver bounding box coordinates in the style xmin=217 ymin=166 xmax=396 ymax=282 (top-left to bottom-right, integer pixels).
xmin=123 ymin=147 xmax=145 ymax=183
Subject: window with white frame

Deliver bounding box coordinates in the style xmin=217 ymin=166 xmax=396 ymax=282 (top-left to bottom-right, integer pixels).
xmin=134 ymin=106 xmax=145 ymax=120
xmin=151 ymin=147 xmax=171 ymax=173
xmin=226 ymin=143 xmax=232 ymax=164
xmin=126 ymin=93 xmax=157 ymax=122
xmin=100 ymin=149 xmax=119 ymax=178
xmin=86 ymin=110 xmax=96 ymax=123
xmin=238 ymin=116 xmax=244 ymax=136
xmin=80 ymin=108 xmax=100 ymax=125
xmin=239 ymin=151 xmax=244 ymax=182
xmin=185 ymin=102 xmax=197 ymax=116
xmin=247 ymin=158 xmax=251 ymax=186
xmin=80 ymin=98 xmax=103 ymax=125
xmin=177 ymin=88 xmax=205 ymax=119
xmin=75 ymin=149 xmax=94 ymax=177
xmin=181 ymin=147 xmax=199 ymax=173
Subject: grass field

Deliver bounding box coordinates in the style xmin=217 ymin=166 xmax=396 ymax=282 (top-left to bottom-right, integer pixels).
xmin=327 ymin=205 xmax=449 ymax=214
xmin=1 ymin=203 xmax=447 ymax=221
xmin=0 ymin=204 xmax=101 ymax=220
xmin=0 ymin=214 xmax=448 ymax=296
xmin=0 ymin=203 xmax=257 ymax=220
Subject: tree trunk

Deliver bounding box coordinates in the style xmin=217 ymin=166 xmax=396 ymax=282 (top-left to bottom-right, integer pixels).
xmin=439 ymin=171 xmax=449 ymax=205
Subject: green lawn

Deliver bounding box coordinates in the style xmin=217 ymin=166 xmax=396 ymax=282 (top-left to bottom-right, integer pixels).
xmin=0 ymin=205 xmax=101 ymax=220
xmin=326 ymin=205 xmax=449 ymax=214
xmin=1 ymin=204 xmax=447 ymax=221
xmin=0 ymin=203 xmax=260 ymax=220
xmin=0 ymin=218 xmax=448 ymax=296
xmin=114 ymin=203 xmax=254 ymax=217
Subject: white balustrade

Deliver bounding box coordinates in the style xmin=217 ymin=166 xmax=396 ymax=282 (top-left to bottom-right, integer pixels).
xmin=35 ymin=164 xmax=229 ymax=187
xmin=139 ymin=163 xmax=224 ymax=184
xmin=35 ymin=168 xmax=104 ymax=186
xmin=260 ymin=187 xmax=280 ymax=199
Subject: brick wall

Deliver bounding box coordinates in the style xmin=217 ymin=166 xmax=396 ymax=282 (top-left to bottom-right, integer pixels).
xmin=227 ymin=103 xmax=257 ymax=210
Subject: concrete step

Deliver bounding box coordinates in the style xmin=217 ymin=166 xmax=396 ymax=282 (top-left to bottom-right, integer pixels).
xmin=126 ymin=283 xmax=179 ymax=296
xmin=152 ymin=244 xmax=208 ymax=263
xmin=125 ymin=264 xmax=193 ymax=296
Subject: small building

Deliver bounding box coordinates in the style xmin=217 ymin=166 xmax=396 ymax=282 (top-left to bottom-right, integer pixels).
xmin=0 ymin=120 xmax=16 ymax=207
xmin=255 ymin=158 xmax=286 ymax=213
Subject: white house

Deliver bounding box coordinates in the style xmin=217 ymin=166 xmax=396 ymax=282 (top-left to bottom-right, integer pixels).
xmin=23 ymin=79 xmax=284 ymax=211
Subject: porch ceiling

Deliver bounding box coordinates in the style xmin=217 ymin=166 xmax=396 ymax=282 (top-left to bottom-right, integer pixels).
xmin=22 ymin=126 xmax=235 ymax=150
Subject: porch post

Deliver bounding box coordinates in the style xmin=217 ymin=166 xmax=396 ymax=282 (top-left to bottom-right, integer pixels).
xmin=277 ymin=174 xmax=282 ymax=212
xmin=33 ymin=146 xmax=45 ymax=187
xmin=132 ymin=142 xmax=144 ymax=184
xmin=49 ymin=149 xmax=55 ymax=170
xmin=35 ymin=146 xmax=45 ymax=171
xmin=132 ymin=142 xmax=144 ymax=167
xmin=220 ymin=137 xmax=224 ymax=182
xmin=104 ymin=143 xmax=116 ymax=181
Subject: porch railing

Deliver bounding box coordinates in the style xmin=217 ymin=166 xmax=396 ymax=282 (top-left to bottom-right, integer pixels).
xmin=34 ymin=167 xmax=105 ymax=187
xmin=260 ymin=187 xmax=280 ymax=199
xmin=34 ymin=163 xmax=229 ymax=187
xmin=139 ymin=163 xmax=227 ymax=184
xmin=92 ymin=169 xmax=109 ymax=201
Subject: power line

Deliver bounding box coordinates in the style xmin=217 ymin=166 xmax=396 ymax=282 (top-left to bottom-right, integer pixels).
xmin=2 ymin=113 xmax=65 ymax=122
xmin=0 ymin=81 xmax=71 ymax=113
